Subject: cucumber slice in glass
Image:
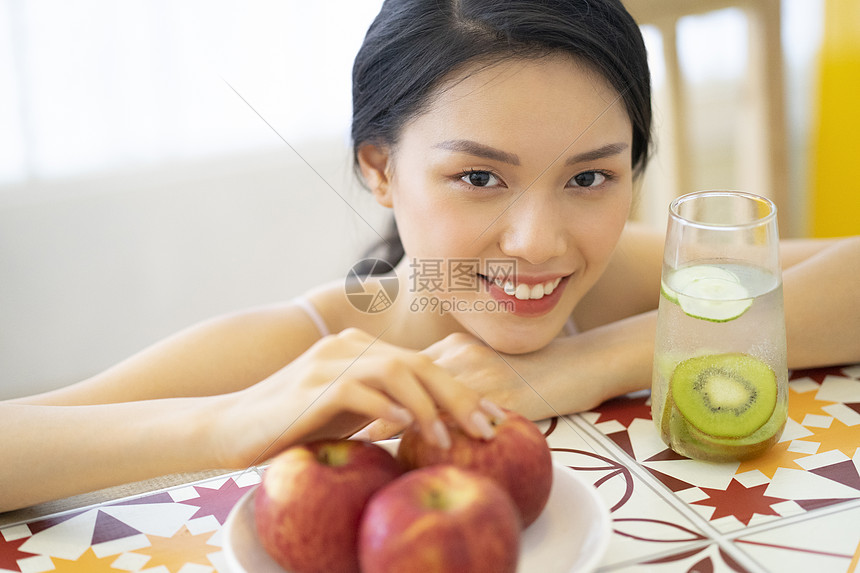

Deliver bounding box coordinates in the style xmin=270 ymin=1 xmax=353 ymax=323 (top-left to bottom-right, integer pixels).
xmin=660 ymin=279 xmax=680 ymax=304
xmin=664 ymin=265 xmax=752 ymax=322
xmin=662 ymin=265 xmax=740 ymax=304
xmin=678 ymin=277 xmax=752 ymax=322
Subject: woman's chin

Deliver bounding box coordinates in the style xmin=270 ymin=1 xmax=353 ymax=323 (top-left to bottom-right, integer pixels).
xmin=451 ymin=302 xmax=574 ymax=354
xmin=470 ymin=328 xmax=556 ymax=355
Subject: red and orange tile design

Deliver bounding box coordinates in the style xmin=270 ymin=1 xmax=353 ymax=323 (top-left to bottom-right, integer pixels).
xmin=1 ymin=363 xmax=858 ymax=572
xmin=554 ymin=363 xmax=860 ymax=572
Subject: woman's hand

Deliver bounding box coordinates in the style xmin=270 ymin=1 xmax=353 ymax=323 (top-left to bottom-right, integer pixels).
xmin=208 ymin=328 xmax=503 ymax=468
xmin=424 ymin=330 xmax=629 ymax=419
xmin=350 ymin=330 xmax=605 ymax=442
xmin=422 ymin=332 xmax=574 ymax=419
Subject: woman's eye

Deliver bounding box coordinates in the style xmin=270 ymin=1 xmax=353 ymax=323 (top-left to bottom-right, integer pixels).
xmin=460 ymin=170 xmax=499 ymax=187
xmin=570 ymin=170 xmax=607 ymax=188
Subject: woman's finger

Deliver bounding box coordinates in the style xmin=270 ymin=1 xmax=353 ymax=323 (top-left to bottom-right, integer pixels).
xmin=273 ymin=373 xmax=411 ymax=446
xmin=354 ymin=356 xmax=456 ymax=448
xmin=307 ymin=333 xmax=503 ymax=447
xmin=326 ymin=376 xmax=416 ymax=426
xmin=350 ymin=417 xmax=407 ymax=443
xmin=420 ymin=331 xmax=480 ymax=361
xmin=399 ymin=353 xmax=501 ymax=442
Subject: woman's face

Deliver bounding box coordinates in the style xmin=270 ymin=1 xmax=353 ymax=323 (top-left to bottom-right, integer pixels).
xmin=368 ymin=55 xmax=633 ymax=353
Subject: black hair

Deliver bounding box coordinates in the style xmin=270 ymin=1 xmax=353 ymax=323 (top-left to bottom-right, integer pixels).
xmin=352 ymin=0 xmax=651 ymax=272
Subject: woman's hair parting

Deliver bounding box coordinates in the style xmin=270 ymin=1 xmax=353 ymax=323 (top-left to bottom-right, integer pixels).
xmin=351 ymin=0 xmax=652 ymax=272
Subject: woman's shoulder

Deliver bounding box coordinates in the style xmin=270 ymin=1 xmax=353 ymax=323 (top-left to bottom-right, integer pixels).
xmin=620 ymin=220 xmax=665 ymax=245
xmin=611 ymin=221 xmax=666 ymax=295
xmin=574 ymin=221 xmax=665 ymax=329
xmin=301 ymin=276 xmax=394 ymax=337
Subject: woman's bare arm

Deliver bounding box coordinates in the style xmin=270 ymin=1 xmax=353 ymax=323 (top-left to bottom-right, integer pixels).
xmin=0 ymin=304 xmax=500 ymax=512
xmin=0 ymin=302 xmax=326 ymax=511
xmin=10 ymin=303 xmax=324 ymax=406
xmin=782 ymin=235 xmax=860 ymax=367
xmin=0 ymin=397 xmax=222 ymax=512
xmin=421 ymin=229 xmax=860 ymax=424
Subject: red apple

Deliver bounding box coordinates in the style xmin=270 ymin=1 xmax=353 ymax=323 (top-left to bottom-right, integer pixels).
xmin=254 ymin=439 xmax=403 ymax=573
xmin=397 ymin=409 xmax=552 ymax=526
xmin=358 ymin=465 xmax=521 ymax=573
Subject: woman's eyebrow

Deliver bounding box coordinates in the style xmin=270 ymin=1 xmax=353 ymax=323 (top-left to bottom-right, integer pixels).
xmin=433 ymin=140 xmax=628 ymax=167
xmin=565 ymin=142 xmax=629 ymax=165
xmin=433 ymin=140 xmax=520 ymax=165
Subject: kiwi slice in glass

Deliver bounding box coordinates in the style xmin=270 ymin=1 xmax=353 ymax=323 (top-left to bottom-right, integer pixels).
xmin=671 ymin=353 xmax=777 ymax=439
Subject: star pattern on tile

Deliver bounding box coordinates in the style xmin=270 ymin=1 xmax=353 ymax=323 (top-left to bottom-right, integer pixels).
xmin=91 ymin=510 xmax=142 ymax=545
xmin=3 ymin=361 xmax=855 ymax=573
xmin=26 ymin=510 xmax=86 ymax=535
xmin=810 ymin=460 xmax=860 ymax=491
xmin=735 ymin=439 xmax=809 ymax=479
xmin=794 ymin=497 xmax=858 ymax=511
xmin=645 ymin=466 xmax=696 ymax=492
xmin=592 ymin=394 xmax=652 ymax=428
xmin=796 ymin=418 xmax=859 ymax=458
xmin=0 ymin=535 xmax=37 ymax=572
xmin=788 ymin=385 xmax=838 ymax=421
xmin=133 ymin=524 xmax=219 ymax=572
xmin=180 ymin=479 xmax=256 ymax=524
xmin=607 ymin=429 xmax=635 ymax=457
xmin=48 ymin=547 xmax=119 ymax=572
xmin=693 ymin=479 xmax=787 ymax=525
xmin=789 ymin=365 xmax=846 ymax=384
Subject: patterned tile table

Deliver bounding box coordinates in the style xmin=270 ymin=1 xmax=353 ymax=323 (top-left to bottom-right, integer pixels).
xmin=1 ymin=363 xmax=858 ymax=572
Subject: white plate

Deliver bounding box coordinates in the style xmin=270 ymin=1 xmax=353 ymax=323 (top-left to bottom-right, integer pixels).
xmin=223 ymin=450 xmax=611 ymax=573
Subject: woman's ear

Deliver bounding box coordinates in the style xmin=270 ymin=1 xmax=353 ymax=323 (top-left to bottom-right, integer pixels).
xmin=356 ymin=143 xmax=394 ymax=208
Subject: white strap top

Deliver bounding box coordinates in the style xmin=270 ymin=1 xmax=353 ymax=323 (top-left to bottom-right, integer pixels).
xmin=294 ymin=296 xmax=331 ymax=338
xmin=562 ymin=317 xmax=579 ymax=337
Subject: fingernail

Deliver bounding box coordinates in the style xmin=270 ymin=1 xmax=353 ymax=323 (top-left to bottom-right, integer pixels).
xmin=388 ymin=406 xmax=414 ymax=425
xmin=431 ymin=419 xmax=451 ymax=449
xmin=480 ymin=398 xmax=507 ymax=422
xmin=471 ymin=410 xmax=495 ymax=440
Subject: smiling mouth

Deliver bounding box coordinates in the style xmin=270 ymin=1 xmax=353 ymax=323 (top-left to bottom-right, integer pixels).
xmin=478 ymin=274 xmax=565 ymax=300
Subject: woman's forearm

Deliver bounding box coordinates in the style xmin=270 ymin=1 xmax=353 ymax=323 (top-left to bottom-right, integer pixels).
xmin=493 ymin=311 xmax=657 ymax=419
xmin=783 ymin=236 xmax=860 ymax=368
xmin=535 ymin=238 xmax=860 ymax=415
xmin=528 ymin=237 xmax=860 ymax=418
xmin=0 ymin=398 xmax=220 ymax=512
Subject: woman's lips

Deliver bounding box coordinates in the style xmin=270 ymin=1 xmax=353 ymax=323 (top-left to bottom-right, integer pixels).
xmin=481 ymin=274 xmax=570 ymax=317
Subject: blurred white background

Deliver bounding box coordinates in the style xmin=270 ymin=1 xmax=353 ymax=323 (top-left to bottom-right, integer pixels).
xmin=0 ymin=0 xmax=823 ymax=398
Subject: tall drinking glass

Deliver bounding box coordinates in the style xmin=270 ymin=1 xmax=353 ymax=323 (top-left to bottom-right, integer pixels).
xmin=651 ymin=191 xmax=787 ymax=462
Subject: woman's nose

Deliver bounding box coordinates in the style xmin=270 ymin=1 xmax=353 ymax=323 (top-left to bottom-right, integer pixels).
xmin=497 ymin=191 xmax=567 ymax=265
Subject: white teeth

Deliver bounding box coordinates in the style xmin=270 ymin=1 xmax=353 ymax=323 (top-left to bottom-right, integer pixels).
xmin=515 ymin=284 xmax=531 ymax=300
xmin=495 ymin=276 xmax=564 ymax=300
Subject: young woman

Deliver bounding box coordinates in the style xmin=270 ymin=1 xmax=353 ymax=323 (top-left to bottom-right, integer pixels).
xmin=2 ymin=0 xmax=857 ymax=512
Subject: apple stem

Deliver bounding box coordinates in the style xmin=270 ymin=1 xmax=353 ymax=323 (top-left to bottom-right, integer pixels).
xmin=427 ymin=489 xmax=447 ymax=510
xmin=316 ymin=446 xmax=347 ymax=467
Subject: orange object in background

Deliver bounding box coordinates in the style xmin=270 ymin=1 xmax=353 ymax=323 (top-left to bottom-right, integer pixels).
xmin=809 ymin=0 xmax=860 ymax=237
